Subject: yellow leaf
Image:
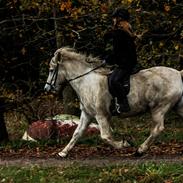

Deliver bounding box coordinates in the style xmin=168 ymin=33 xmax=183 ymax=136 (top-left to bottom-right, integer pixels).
xmin=21 ymin=47 xmax=26 ymax=55
xmin=159 ymin=42 xmax=164 ymax=47
xmin=175 ymin=45 xmax=179 ymax=50
xmin=164 ymin=5 xmax=171 ymax=12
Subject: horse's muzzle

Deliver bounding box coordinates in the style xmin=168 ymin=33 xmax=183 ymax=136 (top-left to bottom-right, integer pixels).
xmin=44 ymin=81 xmax=67 ymax=94
xmin=44 ymin=83 xmax=53 ymax=92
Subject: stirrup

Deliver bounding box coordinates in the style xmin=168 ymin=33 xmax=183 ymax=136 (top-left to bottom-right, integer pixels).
xmin=114 ymin=97 xmax=121 ymax=113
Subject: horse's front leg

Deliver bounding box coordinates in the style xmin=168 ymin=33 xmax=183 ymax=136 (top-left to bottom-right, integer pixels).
xmin=58 ymin=110 xmax=91 ymax=157
xmin=96 ymin=114 xmax=130 ymax=149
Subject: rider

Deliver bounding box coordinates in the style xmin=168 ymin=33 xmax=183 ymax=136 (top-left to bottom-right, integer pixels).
xmin=104 ymin=7 xmax=137 ymax=113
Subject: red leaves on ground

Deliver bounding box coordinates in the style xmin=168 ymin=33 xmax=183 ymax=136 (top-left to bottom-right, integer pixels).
xmin=0 ymin=142 xmax=182 ymax=159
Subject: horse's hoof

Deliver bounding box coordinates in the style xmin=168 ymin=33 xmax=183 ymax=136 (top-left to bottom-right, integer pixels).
xmin=58 ymin=151 xmax=67 ymax=158
xmin=134 ymin=150 xmax=144 ymax=157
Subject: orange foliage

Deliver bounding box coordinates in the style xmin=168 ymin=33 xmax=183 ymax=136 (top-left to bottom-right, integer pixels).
xmin=164 ymin=4 xmax=171 ymax=12
xmin=60 ymin=0 xmax=72 ymax=12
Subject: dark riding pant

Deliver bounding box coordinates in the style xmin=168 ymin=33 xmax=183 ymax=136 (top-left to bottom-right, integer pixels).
xmin=109 ymin=67 xmax=130 ymax=100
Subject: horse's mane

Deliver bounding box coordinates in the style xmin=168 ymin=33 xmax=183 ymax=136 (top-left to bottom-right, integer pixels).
xmin=59 ymin=47 xmax=112 ymax=75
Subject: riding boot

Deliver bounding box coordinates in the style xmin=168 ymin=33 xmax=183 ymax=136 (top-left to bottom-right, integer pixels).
xmin=117 ymin=98 xmax=130 ymax=113
xmin=115 ymin=84 xmax=130 ymax=113
xmin=115 ymin=96 xmax=130 ymax=113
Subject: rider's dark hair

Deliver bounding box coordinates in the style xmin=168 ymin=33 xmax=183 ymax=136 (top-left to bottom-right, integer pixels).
xmin=112 ymin=7 xmax=130 ymax=21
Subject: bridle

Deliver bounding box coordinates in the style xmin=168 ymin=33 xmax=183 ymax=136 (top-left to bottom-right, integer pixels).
xmin=46 ymin=59 xmax=105 ymax=90
xmin=46 ymin=62 xmax=59 ymax=90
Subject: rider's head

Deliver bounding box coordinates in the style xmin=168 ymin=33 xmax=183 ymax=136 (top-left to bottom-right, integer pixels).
xmin=112 ymin=7 xmax=130 ymax=28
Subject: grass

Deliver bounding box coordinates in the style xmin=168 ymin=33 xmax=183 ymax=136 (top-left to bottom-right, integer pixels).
xmin=1 ymin=108 xmax=183 ymax=183
xmin=1 ymin=111 xmax=183 ymax=151
xmin=0 ymin=163 xmax=183 ymax=183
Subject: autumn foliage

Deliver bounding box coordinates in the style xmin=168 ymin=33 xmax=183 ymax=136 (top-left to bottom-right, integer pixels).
xmin=0 ymin=0 xmax=182 ymax=121
xmin=0 ymin=0 xmax=182 ymax=93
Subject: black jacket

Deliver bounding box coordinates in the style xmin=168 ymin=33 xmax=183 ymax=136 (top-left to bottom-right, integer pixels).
xmin=104 ymin=29 xmax=137 ymax=72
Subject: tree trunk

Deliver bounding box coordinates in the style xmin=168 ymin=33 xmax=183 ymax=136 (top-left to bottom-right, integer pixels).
xmin=179 ymin=46 xmax=183 ymax=70
xmin=0 ymin=98 xmax=9 ymax=142
xmin=53 ymin=7 xmax=80 ymax=116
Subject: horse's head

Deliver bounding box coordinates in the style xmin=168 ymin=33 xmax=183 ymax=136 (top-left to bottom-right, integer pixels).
xmin=44 ymin=46 xmax=105 ymax=93
xmin=44 ymin=48 xmax=67 ymax=92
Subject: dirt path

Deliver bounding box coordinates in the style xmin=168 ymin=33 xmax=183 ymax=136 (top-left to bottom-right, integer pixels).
xmin=1 ymin=155 xmax=183 ymax=167
xmin=0 ymin=143 xmax=183 ymax=167
xmin=0 ymin=156 xmax=183 ymax=167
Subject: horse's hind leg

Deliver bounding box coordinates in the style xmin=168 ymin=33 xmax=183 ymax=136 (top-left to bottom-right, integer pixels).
xmin=96 ymin=114 xmax=130 ymax=149
xmin=137 ymin=104 xmax=170 ymax=154
xmin=58 ymin=110 xmax=91 ymax=157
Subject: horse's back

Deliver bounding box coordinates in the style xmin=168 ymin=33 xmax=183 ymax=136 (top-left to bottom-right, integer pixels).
xmin=136 ymin=66 xmax=178 ymax=76
xmin=129 ymin=66 xmax=183 ymax=111
xmin=133 ymin=66 xmax=181 ymax=85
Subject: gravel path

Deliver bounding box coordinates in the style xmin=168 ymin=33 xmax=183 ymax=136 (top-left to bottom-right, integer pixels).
xmin=0 ymin=155 xmax=183 ymax=167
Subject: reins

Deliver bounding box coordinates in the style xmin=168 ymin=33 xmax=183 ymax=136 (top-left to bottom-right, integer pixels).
xmin=67 ymin=63 xmax=105 ymax=83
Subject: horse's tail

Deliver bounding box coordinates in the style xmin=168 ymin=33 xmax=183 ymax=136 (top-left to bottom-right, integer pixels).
xmin=180 ymin=70 xmax=183 ymax=78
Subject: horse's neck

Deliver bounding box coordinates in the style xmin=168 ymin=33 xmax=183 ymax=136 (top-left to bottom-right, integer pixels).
xmin=64 ymin=61 xmax=101 ymax=97
xmin=65 ymin=61 xmax=90 ymax=79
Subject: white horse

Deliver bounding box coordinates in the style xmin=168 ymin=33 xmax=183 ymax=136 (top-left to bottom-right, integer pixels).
xmin=44 ymin=47 xmax=183 ymax=157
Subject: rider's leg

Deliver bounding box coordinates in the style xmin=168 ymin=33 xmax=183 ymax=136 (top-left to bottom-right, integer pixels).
xmin=111 ymin=69 xmax=130 ymax=112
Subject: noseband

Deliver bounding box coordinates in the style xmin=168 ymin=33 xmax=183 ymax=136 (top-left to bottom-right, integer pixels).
xmin=46 ymin=63 xmax=59 ymax=90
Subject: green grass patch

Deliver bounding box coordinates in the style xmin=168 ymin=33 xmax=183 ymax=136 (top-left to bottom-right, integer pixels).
xmin=0 ymin=163 xmax=183 ymax=183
